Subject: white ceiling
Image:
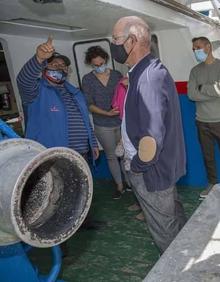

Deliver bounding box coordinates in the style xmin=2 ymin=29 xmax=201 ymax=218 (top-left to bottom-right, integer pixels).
xmin=0 ymin=0 xmax=183 ymax=40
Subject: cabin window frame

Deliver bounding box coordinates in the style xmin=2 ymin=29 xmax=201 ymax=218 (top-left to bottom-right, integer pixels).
xmin=73 ymin=38 xmax=115 ymax=89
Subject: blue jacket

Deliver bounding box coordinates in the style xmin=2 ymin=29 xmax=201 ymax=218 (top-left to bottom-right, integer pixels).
xmin=127 ymin=54 xmax=186 ymax=191
xmin=25 ymin=78 xmax=95 ymax=153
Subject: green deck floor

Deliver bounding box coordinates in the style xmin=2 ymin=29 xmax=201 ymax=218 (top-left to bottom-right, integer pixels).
xmin=30 ymin=180 xmax=202 ymax=282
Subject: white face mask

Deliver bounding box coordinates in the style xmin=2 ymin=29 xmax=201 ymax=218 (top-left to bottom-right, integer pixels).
xmin=194 ymin=49 xmax=208 ymax=63
xmin=93 ymin=64 xmax=107 ymax=73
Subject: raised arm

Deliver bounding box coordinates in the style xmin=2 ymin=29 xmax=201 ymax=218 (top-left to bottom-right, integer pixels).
xmin=16 ymin=36 xmax=55 ymax=104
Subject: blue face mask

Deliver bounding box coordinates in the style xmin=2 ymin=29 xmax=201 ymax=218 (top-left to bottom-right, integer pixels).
xmin=45 ymin=69 xmax=67 ymax=84
xmin=194 ymin=49 xmax=208 ymax=63
xmin=93 ymin=64 xmax=107 ymax=74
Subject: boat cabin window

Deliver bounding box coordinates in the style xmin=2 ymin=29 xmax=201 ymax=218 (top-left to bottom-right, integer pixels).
xmin=73 ymin=39 xmax=114 ymax=88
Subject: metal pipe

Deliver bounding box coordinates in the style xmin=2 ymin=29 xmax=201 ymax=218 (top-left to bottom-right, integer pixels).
xmin=0 ymin=138 xmax=93 ymax=247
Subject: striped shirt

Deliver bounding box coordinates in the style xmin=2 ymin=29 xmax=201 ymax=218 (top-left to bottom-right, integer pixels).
xmin=17 ymin=55 xmax=97 ymax=153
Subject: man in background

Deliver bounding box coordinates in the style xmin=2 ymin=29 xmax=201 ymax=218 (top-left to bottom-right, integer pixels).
xmin=188 ymin=37 xmax=220 ymax=197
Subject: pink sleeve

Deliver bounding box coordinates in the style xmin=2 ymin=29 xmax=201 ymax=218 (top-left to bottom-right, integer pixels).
xmin=112 ymin=81 xmax=127 ymax=119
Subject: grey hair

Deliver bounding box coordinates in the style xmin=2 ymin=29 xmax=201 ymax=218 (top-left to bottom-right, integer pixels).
xmin=121 ymin=16 xmax=151 ymax=47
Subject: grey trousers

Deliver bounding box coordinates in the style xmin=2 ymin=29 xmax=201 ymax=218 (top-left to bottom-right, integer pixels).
xmin=94 ymin=125 xmax=123 ymax=185
xmin=128 ymin=171 xmax=186 ymax=253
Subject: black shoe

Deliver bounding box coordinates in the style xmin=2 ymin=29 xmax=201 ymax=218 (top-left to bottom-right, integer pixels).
xmin=112 ymin=190 xmax=122 ymax=200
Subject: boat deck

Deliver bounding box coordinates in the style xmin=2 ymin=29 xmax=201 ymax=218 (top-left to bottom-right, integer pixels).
xmin=30 ymin=180 xmax=202 ymax=282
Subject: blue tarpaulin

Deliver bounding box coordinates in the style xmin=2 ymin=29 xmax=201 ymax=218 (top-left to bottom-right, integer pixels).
xmin=0 ymin=118 xmax=19 ymax=140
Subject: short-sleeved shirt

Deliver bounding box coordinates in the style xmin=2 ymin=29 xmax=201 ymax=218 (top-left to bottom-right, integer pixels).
xmin=82 ymin=69 xmax=122 ymax=127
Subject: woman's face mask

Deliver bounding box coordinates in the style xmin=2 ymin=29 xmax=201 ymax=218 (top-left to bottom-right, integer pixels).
xmin=194 ymin=49 xmax=208 ymax=63
xmin=44 ymin=69 xmax=67 ymax=84
xmin=93 ymin=64 xmax=107 ymax=74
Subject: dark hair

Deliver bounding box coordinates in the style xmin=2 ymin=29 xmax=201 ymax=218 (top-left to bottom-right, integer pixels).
xmin=192 ymin=37 xmax=211 ymax=45
xmin=84 ymin=46 xmax=109 ymax=65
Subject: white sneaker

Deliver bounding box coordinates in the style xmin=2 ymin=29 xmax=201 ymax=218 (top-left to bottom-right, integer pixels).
xmin=200 ymin=183 xmax=214 ymax=198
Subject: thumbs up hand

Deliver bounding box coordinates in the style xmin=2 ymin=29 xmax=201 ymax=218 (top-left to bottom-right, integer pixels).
xmin=36 ymin=35 xmax=55 ymax=64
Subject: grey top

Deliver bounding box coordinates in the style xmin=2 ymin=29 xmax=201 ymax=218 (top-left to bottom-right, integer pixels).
xmin=188 ymin=58 xmax=220 ymax=122
xmin=82 ymin=69 xmax=122 ymax=127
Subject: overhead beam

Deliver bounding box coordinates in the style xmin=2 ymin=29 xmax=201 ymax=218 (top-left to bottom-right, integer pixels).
xmin=149 ymin=0 xmax=220 ymax=27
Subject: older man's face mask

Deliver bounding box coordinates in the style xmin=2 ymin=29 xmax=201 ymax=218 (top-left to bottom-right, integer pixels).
xmin=111 ymin=35 xmax=136 ymax=64
xmin=110 ymin=41 xmax=129 ymax=64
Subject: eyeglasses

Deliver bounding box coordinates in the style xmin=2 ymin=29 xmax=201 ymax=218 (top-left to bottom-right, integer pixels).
xmin=111 ymin=35 xmax=127 ymax=44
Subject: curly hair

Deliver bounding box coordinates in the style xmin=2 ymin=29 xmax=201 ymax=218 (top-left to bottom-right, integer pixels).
xmin=84 ymin=46 xmax=109 ymax=65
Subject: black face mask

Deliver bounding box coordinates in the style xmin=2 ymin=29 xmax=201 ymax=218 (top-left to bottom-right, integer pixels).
xmin=110 ymin=42 xmax=129 ymax=64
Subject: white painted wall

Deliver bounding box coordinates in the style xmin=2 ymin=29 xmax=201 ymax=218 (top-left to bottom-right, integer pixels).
xmin=0 ymin=33 xmax=127 ymax=141
xmin=1 ymin=24 xmax=220 ymax=106
xmin=156 ymin=27 xmax=220 ymax=81
xmin=0 ymin=33 xmax=129 ymax=109
xmin=156 ymin=28 xmax=196 ymax=81
xmin=0 ymin=34 xmax=79 ymax=85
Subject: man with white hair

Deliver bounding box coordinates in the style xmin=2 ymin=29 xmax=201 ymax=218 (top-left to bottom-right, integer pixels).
xmin=111 ymin=16 xmax=186 ymax=253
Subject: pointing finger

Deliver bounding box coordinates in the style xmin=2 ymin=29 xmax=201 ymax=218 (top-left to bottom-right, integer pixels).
xmin=46 ymin=35 xmax=53 ymax=46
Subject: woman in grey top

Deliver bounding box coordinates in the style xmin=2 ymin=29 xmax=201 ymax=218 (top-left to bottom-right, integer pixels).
xmin=82 ymin=45 xmax=124 ymax=199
